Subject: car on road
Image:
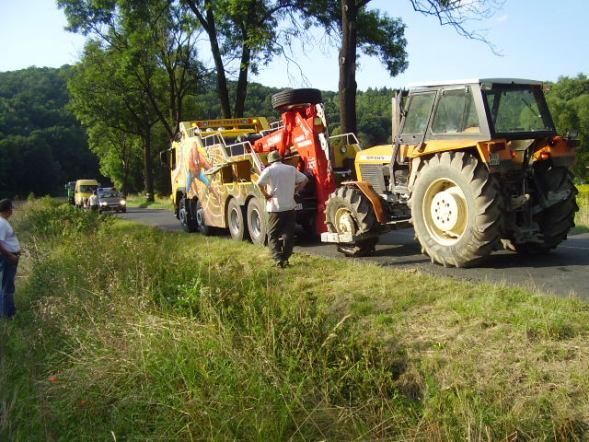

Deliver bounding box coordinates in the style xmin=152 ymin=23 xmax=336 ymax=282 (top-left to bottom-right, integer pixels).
xmin=95 ymin=187 xmax=126 ymax=213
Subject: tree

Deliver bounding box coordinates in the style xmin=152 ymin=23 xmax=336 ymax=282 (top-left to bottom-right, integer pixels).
xmin=545 ymin=74 xmax=589 ymax=179
xmin=59 ymin=0 xmax=203 ymax=198
xmin=68 ymin=41 xmax=160 ymax=198
xmin=184 ymin=0 xmax=306 ymax=118
xmin=300 ymin=1 xmax=407 ymax=134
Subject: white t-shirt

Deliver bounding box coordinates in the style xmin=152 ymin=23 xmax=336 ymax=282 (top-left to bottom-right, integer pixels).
xmin=256 ymin=162 xmax=308 ymax=212
xmin=0 ymin=216 xmax=20 ymax=253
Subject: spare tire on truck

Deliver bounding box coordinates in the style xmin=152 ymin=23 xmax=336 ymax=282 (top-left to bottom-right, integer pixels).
xmin=271 ymin=88 xmax=322 ymax=111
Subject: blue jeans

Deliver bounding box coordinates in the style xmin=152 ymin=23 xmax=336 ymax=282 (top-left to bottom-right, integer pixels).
xmin=0 ymin=255 xmax=17 ymax=318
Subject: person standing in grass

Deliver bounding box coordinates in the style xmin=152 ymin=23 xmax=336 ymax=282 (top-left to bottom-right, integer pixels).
xmin=0 ymin=199 xmax=21 ymax=318
xmin=256 ymin=150 xmax=308 ymax=268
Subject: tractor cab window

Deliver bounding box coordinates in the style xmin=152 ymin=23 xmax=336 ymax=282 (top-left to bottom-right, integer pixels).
xmin=484 ymin=85 xmax=555 ymax=135
xmin=431 ymin=87 xmax=481 ymax=135
xmin=401 ymin=92 xmax=436 ymax=135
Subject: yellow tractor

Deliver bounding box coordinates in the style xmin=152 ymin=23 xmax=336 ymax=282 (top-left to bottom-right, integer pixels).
xmin=323 ymin=79 xmax=579 ymax=267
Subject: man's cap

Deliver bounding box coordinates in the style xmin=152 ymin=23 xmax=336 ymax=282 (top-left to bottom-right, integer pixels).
xmin=267 ymin=150 xmax=282 ymax=163
xmin=0 ymin=199 xmax=13 ymax=212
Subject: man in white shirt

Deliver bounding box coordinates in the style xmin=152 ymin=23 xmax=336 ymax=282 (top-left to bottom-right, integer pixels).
xmin=0 ymin=199 xmax=21 ymax=318
xmin=257 ymin=150 xmax=308 ymax=268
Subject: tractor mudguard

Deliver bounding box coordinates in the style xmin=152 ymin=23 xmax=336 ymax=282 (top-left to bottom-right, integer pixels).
xmin=340 ymin=181 xmax=386 ymax=224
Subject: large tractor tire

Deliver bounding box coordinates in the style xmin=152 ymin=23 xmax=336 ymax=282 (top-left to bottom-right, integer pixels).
xmin=179 ymin=195 xmax=196 ymax=233
xmin=504 ymin=167 xmax=578 ymax=254
xmin=246 ymin=197 xmax=267 ymax=245
xmin=325 ymin=186 xmax=378 ymax=257
xmin=271 ymin=88 xmax=322 ymax=111
xmin=410 ymin=151 xmax=502 ymax=268
xmin=227 ymin=198 xmax=248 ymax=241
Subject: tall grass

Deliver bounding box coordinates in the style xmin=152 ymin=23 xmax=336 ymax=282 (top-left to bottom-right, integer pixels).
xmin=576 ymin=185 xmax=589 ymax=230
xmin=1 ymin=199 xmax=589 ymax=440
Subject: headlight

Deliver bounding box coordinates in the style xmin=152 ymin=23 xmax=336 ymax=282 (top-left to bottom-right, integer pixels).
xmin=100 ymin=201 xmax=108 ymax=206
xmin=120 ymin=199 xmax=126 ymax=205
xmin=340 ymin=146 xmax=347 ymax=154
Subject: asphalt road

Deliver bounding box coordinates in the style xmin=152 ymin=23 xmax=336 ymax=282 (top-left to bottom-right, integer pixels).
xmin=118 ymin=207 xmax=589 ymax=299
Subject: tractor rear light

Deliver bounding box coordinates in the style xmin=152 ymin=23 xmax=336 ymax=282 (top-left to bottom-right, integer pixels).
xmin=540 ymin=151 xmax=551 ymax=161
xmin=488 ymin=142 xmax=506 ymax=153
xmin=510 ymin=150 xmax=517 ymax=159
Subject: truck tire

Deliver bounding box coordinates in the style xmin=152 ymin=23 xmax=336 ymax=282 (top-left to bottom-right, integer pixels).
xmin=271 ymin=88 xmax=322 ymax=111
xmin=227 ymin=198 xmax=248 ymax=241
xmin=246 ymin=197 xmax=267 ymax=245
xmin=504 ymin=167 xmax=578 ymax=254
xmin=179 ymin=195 xmax=196 ymax=233
xmin=195 ymin=199 xmax=211 ymax=235
xmin=411 ymin=151 xmax=502 ymax=268
xmin=325 ymin=186 xmax=378 ymax=257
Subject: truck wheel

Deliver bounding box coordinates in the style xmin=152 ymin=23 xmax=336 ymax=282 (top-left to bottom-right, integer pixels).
xmin=504 ymin=167 xmax=578 ymax=254
xmin=271 ymin=88 xmax=322 ymax=111
xmin=246 ymin=197 xmax=267 ymax=245
xmin=227 ymin=198 xmax=248 ymax=241
xmin=411 ymin=151 xmax=502 ymax=268
xmin=195 ymin=199 xmax=211 ymax=235
xmin=179 ymin=195 xmax=196 ymax=233
xmin=325 ymin=186 xmax=378 ymax=257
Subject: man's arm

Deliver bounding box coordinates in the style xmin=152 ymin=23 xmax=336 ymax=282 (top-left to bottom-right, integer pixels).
xmin=294 ymin=170 xmax=309 ymax=194
xmin=256 ymin=169 xmax=272 ymax=200
xmin=0 ymin=241 xmax=18 ymax=264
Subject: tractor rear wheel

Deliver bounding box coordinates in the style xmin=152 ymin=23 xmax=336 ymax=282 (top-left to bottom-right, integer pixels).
xmin=325 ymin=186 xmax=378 ymax=257
xmin=271 ymin=88 xmax=322 ymax=111
xmin=504 ymin=167 xmax=578 ymax=254
xmin=411 ymin=151 xmax=502 ymax=267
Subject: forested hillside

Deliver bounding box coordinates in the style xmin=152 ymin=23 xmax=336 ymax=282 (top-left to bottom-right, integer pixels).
xmin=0 ymin=66 xmax=395 ymax=197
xmin=1 ymin=66 xmax=587 ymax=198
xmin=0 ymin=66 xmax=100 ymax=198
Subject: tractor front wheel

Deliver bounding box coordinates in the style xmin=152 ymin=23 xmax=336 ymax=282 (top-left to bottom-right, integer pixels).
xmin=325 ymin=186 xmax=378 ymax=257
xmin=411 ymin=151 xmax=502 ymax=267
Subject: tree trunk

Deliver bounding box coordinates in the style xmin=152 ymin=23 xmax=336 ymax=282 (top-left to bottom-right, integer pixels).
xmin=186 ymin=0 xmax=232 ymax=118
xmin=234 ymin=45 xmax=251 ymax=117
xmin=205 ymin=1 xmax=232 ymax=118
xmin=339 ymin=0 xmax=358 ymax=134
xmin=143 ymin=128 xmax=155 ymax=202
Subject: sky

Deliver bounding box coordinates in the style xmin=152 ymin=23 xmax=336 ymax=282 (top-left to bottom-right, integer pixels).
xmin=0 ymin=0 xmax=588 ymax=91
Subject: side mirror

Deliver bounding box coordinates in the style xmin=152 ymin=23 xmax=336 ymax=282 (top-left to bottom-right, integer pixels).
xmin=566 ymin=128 xmax=579 ymax=139
xmin=159 ymin=150 xmax=169 ymax=167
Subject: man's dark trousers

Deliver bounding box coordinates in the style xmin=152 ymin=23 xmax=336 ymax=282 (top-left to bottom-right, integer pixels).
xmin=267 ymin=210 xmax=296 ymax=264
xmin=0 ymin=256 xmax=17 ymax=317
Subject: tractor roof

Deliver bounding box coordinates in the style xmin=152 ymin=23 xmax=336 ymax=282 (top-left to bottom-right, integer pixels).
xmin=407 ymin=78 xmax=543 ymax=90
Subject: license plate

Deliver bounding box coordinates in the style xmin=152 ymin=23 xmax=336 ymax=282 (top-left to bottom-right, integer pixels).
xmin=489 ymin=153 xmax=501 ymax=166
xmin=294 ymin=203 xmax=303 ymax=210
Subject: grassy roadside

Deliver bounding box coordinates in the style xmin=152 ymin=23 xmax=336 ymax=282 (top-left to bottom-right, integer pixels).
xmin=125 ymin=193 xmax=173 ymax=210
xmin=574 ymin=185 xmax=589 ymax=233
xmin=1 ymin=199 xmax=589 ymax=440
